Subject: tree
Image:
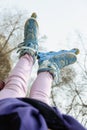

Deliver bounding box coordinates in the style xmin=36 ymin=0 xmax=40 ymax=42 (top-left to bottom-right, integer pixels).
xmin=0 ymin=34 xmax=11 ymax=80
xmin=0 ymin=9 xmax=30 ymax=80
xmin=50 ymin=31 xmax=87 ymax=127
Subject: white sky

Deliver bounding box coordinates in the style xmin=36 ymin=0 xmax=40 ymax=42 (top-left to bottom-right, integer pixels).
xmin=0 ymin=0 xmax=87 ymax=51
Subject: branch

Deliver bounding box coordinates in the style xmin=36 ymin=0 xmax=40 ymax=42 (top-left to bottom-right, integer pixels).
xmin=0 ymin=14 xmax=22 ymax=53
xmin=3 ymin=46 xmax=18 ymax=55
xmin=50 ymin=86 xmax=57 ymax=107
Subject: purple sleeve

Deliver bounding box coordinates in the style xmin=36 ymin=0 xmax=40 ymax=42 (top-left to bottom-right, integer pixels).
xmin=0 ymin=98 xmax=86 ymax=130
xmin=0 ymin=98 xmax=48 ymax=130
xmin=53 ymin=107 xmax=86 ymax=130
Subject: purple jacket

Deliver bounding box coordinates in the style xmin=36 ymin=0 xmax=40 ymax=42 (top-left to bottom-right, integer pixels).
xmin=0 ymin=98 xmax=86 ymax=130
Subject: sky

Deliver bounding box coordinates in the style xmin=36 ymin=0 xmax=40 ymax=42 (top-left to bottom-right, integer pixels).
xmin=0 ymin=0 xmax=87 ymax=51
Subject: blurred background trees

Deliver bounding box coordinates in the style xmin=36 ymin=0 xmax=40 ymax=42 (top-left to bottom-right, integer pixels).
xmin=50 ymin=31 xmax=87 ymax=127
xmin=0 ymin=10 xmax=87 ymax=127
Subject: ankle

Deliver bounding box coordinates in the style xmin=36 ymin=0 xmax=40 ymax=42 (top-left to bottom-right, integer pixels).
xmin=38 ymin=71 xmax=53 ymax=81
xmin=21 ymin=54 xmax=34 ymax=64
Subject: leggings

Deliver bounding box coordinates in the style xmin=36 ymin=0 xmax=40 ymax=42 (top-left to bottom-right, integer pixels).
xmin=0 ymin=54 xmax=53 ymax=105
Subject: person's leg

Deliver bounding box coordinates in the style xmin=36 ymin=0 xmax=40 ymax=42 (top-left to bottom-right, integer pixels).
xmin=29 ymin=48 xmax=79 ymax=105
xmin=0 ymin=12 xmax=39 ymax=99
xmin=0 ymin=54 xmax=33 ymax=99
xmin=29 ymin=72 xmax=53 ymax=105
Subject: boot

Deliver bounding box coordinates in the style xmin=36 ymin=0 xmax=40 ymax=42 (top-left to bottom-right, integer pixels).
xmin=18 ymin=12 xmax=39 ymax=63
xmin=38 ymin=48 xmax=79 ymax=85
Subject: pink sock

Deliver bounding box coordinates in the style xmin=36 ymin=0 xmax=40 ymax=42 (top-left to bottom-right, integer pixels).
xmin=29 ymin=72 xmax=53 ymax=105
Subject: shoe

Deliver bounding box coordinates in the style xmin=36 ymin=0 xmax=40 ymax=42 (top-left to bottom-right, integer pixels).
xmin=17 ymin=12 xmax=39 ymax=63
xmin=38 ymin=48 xmax=79 ymax=85
xmin=38 ymin=48 xmax=79 ymax=64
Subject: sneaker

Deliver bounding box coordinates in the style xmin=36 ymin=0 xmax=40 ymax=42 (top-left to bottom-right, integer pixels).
xmin=38 ymin=48 xmax=79 ymax=85
xmin=18 ymin=12 xmax=39 ymax=63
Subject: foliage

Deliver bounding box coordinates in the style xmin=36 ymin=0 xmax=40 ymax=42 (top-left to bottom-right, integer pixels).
xmin=0 ymin=35 xmax=11 ymax=80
